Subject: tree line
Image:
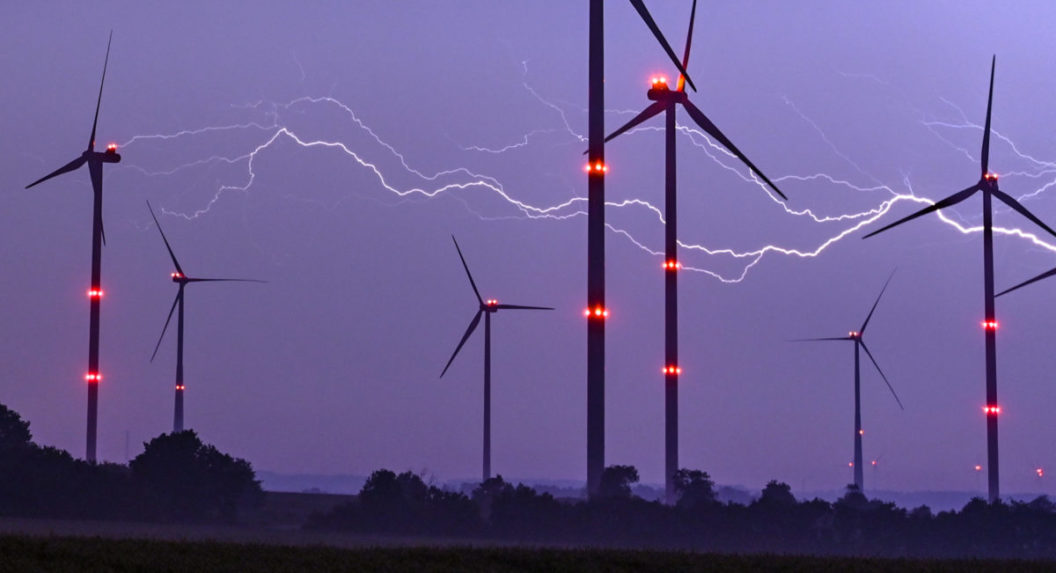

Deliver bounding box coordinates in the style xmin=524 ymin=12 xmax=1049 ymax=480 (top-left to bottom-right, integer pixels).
xmin=308 ymin=465 xmax=1056 ymax=559
xmin=0 ymin=403 xmax=262 ymax=523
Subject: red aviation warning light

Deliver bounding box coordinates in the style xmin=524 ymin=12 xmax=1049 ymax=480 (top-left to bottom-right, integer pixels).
xmin=486 ymin=299 xmax=498 ymax=307
xmin=176 ymin=384 xmax=185 ymax=391
xmin=662 ymin=260 xmax=681 ymax=271
xmin=848 ymin=462 xmax=854 ymax=468
xmin=662 ymin=365 xmax=682 ymax=375
xmin=584 ymin=306 xmax=609 ymax=319
xmin=85 ymin=372 xmax=102 ymax=383
xmin=87 ymin=288 xmax=104 ymax=298
xmin=650 ymin=76 xmax=668 ymax=87
xmin=584 ymin=161 xmax=608 ymax=174
xmin=1037 ymin=468 xmax=1045 ymax=478
xmin=106 ymin=143 xmax=118 ymax=153
xmin=983 ymin=405 xmax=1001 ymax=416
xmin=984 ymin=172 xmax=999 ymax=181
xmin=982 ymin=320 xmax=999 ymax=330
xmin=849 ymin=331 xmax=859 ymax=338
xmin=171 ymin=272 xmax=184 ymax=279
xmin=975 ymin=464 xmax=983 ymax=472
xmin=871 ymin=460 xmax=878 ymax=466
xmin=858 ymin=429 xmax=864 ymax=435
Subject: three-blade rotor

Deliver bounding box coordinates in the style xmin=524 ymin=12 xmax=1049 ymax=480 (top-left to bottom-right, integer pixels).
xmin=600 ymin=1 xmax=786 ymax=201
xmin=440 ymin=236 xmax=553 ymax=378
xmin=148 ymin=202 xmax=265 ymax=361
xmin=792 ymin=271 xmax=903 ymax=409
xmin=864 ymin=57 xmax=1056 ymax=244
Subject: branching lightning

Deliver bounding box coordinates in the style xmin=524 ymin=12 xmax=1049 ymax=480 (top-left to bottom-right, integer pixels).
xmin=118 ymin=71 xmax=1056 ymax=283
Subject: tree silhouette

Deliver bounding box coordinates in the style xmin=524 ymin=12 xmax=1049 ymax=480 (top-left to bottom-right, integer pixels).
xmin=130 ymin=430 xmax=262 ymax=522
xmin=672 ymin=468 xmax=716 ymax=510
xmin=598 ymin=465 xmax=639 ymax=499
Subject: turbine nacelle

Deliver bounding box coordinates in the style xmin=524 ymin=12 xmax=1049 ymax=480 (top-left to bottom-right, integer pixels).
xmin=848 ymin=331 xmax=859 ymax=339
xmin=171 ymin=271 xmax=186 ymax=282
xmin=982 ymin=171 xmax=999 ymax=187
xmin=482 ymin=299 xmax=499 ymax=312
xmin=87 ymin=144 xmax=121 ymax=163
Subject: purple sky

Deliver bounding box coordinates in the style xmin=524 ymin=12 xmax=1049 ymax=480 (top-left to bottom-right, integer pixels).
xmin=4 ymin=1 xmax=1056 ymax=495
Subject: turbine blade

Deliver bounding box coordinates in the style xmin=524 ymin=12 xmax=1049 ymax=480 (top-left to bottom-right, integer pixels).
xmin=863 ymin=184 xmax=979 ymax=239
xmin=25 ymin=156 xmax=86 ymax=189
xmin=628 ymin=0 xmax=697 ymax=92
xmin=676 ymin=0 xmax=697 ymax=92
xmin=151 ymin=290 xmax=181 ymax=362
xmin=584 ymin=102 xmax=666 ymax=153
xmin=495 ymin=304 xmax=554 ymax=310
xmin=997 ymin=266 xmax=1056 ymax=298
xmin=682 ymin=98 xmax=787 ymax=200
xmin=991 ymin=188 xmax=1056 ymax=241
xmin=860 ymin=340 xmax=904 ymax=410
xmin=186 ymin=278 xmax=266 ymax=283
xmin=788 ymin=337 xmax=852 ymax=342
xmin=147 ymin=201 xmax=185 ymax=276
xmin=441 ymin=310 xmax=483 ymax=378
xmin=981 ymin=55 xmax=995 ymax=176
xmin=90 ymin=163 xmax=105 ymax=246
xmin=89 ymin=31 xmax=113 ymax=151
xmin=451 ymin=235 xmax=483 ymax=305
xmin=859 ymin=269 xmax=896 ymax=335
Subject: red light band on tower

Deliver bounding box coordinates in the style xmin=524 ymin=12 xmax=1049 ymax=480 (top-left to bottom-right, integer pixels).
xmin=662 ymin=365 xmax=682 ymax=375
xmin=176 ymin=384 xmax=185 ymax=391
xmin=87 ymin=289 xmax=104 ymax=298
xmin=982 ymin=320 xmax=999 ymax=330
xmin=584 ymin=306 xmax=609 ymax=319
xmin=584 ymin=161 xmax=608 ymax=174
xmin=85 ymin=373 xmax=102 ymax=383
xmin=983 ymin=405 xmax=1001 ymax=416
xmin=486 ymin=299 xmax=498 ymax=306
xmin=662 ymin=260 xmax=681 ymax=271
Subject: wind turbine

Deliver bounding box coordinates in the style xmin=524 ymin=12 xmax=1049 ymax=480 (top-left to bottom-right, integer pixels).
xmin=583 ymin=0 xmax=697 ymax=497
xmin=794 ymin=273 xmax=903 ymax=494
xmin=25 ymin=33 xmax=120 ymax=463
xmin=147 ymin=203 xmax=264 ymax=433
xmin=996 ymin=264 xmax=1056 ymax=298
xmin=863 ymin=57 xmax=1056 ymax=503
xmin=601 ymin=0 xmax=787 ymax=505
xmin=440 ymin=236 xmax=553 ymax=483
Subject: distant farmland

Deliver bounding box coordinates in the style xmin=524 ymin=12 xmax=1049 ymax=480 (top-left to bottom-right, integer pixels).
xmin=0 ymin=531 xmax=1053 ymax=572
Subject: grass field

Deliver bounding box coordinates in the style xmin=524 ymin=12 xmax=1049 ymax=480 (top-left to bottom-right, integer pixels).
xmin=0 ymin=534 xmax=1054 ymax=572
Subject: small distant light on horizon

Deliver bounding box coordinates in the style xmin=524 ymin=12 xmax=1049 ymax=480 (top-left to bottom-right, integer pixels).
xmin=975 ymin=465 xmax=983 ymax=472
xmin=1037 ymin=468 xmax=1045 ymax=478
xmin=871 ymin=460 xmax=877 ymax=466
xmin=848 ymin=462 xmax=854 ymax=468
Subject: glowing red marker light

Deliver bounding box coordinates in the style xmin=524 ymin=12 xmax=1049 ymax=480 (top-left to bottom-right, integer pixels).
xmin=848 ymin=462 xmax=854 ymax=468
xmin=584 ymin=306 xmax=609 ymax=318
xmin=849 ymin=331 xmax=859 ymax=338
xmin=171 ymin=272 xmax=183 ymax=279
xmin=106 ymin=143 xmax=118 ymax=152
xmin=85 ymin=373 xmax=102 ymax=383
xmin=584 ymin=161 xmax=608 ymax=174
xmin=662 ymin=260 xmax=681 ymax=270
xmin=871 ymin=460 xmax=877 ymax=466
xmin=975 ymin=465 xmax=983 ymax=472
xmin=983 ymin=405 xmax=1001 ymax=416
xmin=486 ymin=299 xmax=498 ymax=306
xmin=982 ymin=320 xmax=999 ymax=330
xmin=984 ymin=172 xmax=999 ymax=181
xmin=662 ymin=366 xmax=682 ymax=375
xmin=87 ymin=289 xmax=104 ymax=298
xmin=176 ymin=384 xmax=185 ymax=391
xmin=1037 ymin=468 xmax=1045 ymax=478
xmin=858 ymin=429 xmax=864 ymax=435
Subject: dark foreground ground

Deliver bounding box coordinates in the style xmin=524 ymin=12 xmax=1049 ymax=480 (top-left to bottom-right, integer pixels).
xmin=0 ymin=533 xmax=1055 ymax=573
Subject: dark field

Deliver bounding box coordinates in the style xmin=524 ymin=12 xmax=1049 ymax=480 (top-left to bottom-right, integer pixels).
xmin=0 ymin=533 xmax=1054 ymax=572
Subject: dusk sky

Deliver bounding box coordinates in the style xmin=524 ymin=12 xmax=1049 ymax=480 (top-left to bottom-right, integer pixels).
xmin=5 ymin=1 xmax=1056 ymax=495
